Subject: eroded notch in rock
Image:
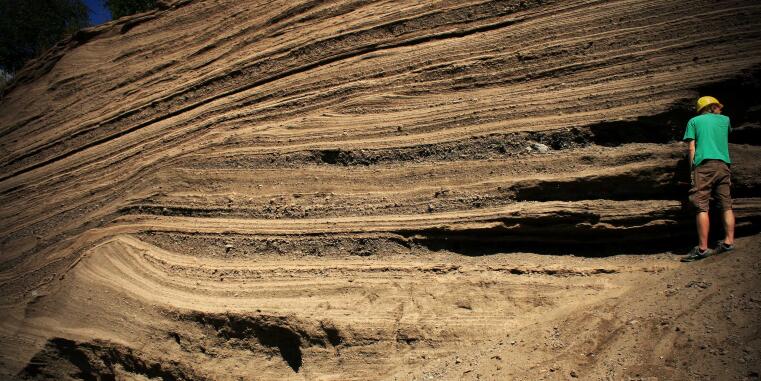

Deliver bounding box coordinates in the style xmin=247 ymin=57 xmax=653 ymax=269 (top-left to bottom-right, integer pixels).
xmin=18 ymin=337 xmax=200 ymax=381
xmin=183 ymin=312 xmax=343 ymax=373
xmin=255 ymin=323 xmax=303 ymax=372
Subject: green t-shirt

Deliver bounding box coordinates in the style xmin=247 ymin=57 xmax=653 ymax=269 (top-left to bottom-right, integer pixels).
xmin=683 ymin=113 xmax=731 ymax=166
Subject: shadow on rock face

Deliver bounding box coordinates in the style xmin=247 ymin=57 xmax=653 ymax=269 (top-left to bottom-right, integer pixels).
xmin=18 ymin=338 xmax=201 ymax=381
xmin=587 ymin=65 xmax=761 ymax=147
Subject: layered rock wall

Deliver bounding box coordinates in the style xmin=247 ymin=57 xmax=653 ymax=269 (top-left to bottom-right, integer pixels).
xmin=1 ymin=0 xmax=760 ymax=379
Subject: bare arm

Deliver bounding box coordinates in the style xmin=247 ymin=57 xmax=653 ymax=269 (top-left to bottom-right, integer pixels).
xmin=688 ymin=140 xmax=695 ymax=168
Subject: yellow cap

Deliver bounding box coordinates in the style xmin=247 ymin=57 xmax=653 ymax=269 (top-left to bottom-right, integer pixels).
xmin=696 ymin=96 xmax=723 ymax=113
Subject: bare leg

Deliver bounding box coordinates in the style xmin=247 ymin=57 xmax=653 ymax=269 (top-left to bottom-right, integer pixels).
xmin=723 ymin=209 xmax=735 ymax=245
xmin=697 ymin=212 xmax=709 ymax=250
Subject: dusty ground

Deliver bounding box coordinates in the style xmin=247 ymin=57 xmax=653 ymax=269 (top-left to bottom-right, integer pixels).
xmin=5 ymin=234 xmax=761 ymax=380
xmin=1 ymin=0 xmax=761 ymax=379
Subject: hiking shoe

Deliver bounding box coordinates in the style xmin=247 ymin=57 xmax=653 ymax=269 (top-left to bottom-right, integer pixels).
xmin=681 ymin=246 xmax=713 ymax=262
xmin=714 ymin=240 xmax=735 ymax=254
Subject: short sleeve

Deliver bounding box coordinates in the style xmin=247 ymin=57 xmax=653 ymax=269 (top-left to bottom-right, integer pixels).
xmin=683 ymin=119 xmax=696 ymax=141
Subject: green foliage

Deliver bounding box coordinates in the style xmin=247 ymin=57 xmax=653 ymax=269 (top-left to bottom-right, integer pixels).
xmin=104 ymin=0 xmax=157 ymax=19
xmin=0 ymin=69 xmax=10 ymax=91
xmin=0 ymin=0 xmax=90 ymax=73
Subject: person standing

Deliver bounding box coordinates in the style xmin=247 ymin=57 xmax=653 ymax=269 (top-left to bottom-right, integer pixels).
xmin=681 ymin=96 xmax=735 ymax=262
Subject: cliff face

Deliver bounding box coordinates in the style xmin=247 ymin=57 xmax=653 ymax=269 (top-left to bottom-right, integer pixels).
xmin=1 ymin=0 xmax=761 ymax=379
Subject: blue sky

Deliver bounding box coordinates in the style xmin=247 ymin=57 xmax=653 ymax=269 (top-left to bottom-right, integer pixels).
xmin=83 ymin=0 xmax=112 ymax=25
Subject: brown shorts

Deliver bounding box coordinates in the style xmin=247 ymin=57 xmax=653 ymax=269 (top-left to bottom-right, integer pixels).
xmin=689 ymin=159 xmax=732 ymax=213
